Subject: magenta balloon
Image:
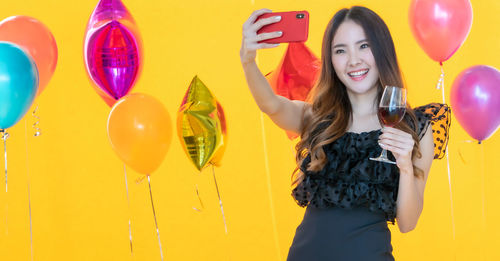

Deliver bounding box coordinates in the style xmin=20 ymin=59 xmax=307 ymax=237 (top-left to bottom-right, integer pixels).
xmin=450 ymin=65 xmax=500 ymax=142
xmin=409 ymin=0 xmax=473 ymax=63
xmin=84 ymin=0 xmax=143 ymax=107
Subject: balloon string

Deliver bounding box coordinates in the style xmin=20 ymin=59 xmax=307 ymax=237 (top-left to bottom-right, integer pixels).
xmin=211 ymin=166 xmax=234 ymax=261
xmin=479 ymin=143 xmax=486 ymax=260
xmin=148 ymin=176 xmax=164 ymax=260
xmin=27 ymin=181 xmax=33 ymax=260
xmin=32 ymin=104 xmax=41 ymax=137
xmin=445 ymin=149 xmax=455 ymax=241
xmin=192 ymin=183 xmax=205 ymax=212
xmin=2 ymin=129 xmax=8 ymax=235
xmin=24 ymin=120 xmax=34 ymax=261
xmin=123 ymin=164 xmax=134 ymax=256
xmin=259 ymin=112 xmax=283 ymax=261
xmin=436 ymin=64 xmax=445 ymax=91
xmin=211 ymin=165 xmax=228 ymax=235
xmin=2 ymin=129 xmax=9 ymax=193
xmin=437 ymin=66 xmax=456 ymax=252
xmin=441 ymin=66 xmax=446 ymax=104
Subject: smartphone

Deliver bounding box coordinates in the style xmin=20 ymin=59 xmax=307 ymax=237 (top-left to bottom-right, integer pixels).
xmin=256 ymin=11 xmax=309 ymax=44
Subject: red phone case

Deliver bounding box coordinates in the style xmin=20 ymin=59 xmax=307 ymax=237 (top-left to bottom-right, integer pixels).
xmin=256 ymin=11 xmax=309 ymax=44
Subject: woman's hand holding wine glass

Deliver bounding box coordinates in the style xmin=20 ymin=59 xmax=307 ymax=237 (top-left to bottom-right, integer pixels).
xmin=371 ymin=86 xmax=415 ymax=171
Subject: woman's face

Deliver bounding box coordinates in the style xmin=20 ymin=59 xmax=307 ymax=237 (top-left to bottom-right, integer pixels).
xmin=331 ymin=20 xmax=379 ymax=94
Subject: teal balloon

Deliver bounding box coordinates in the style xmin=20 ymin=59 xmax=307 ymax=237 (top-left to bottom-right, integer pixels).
xmin=0 ymin=42 xmax=39 ymax=129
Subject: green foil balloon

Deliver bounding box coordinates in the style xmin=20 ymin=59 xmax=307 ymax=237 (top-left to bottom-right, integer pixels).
xmin=177 ymin=76 xmax=227 ymax=171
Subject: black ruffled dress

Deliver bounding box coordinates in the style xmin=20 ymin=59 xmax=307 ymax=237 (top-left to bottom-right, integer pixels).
xmin=287 ymin=103 xmax=450 ymax=261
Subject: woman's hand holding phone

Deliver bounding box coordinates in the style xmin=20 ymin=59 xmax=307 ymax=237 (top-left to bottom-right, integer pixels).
xmin=240 ymin=9 xmax=282 ymax=65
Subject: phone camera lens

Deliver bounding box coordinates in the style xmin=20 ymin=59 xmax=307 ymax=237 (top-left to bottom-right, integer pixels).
xmin=296 ymin=13 xmax=305 ymax=19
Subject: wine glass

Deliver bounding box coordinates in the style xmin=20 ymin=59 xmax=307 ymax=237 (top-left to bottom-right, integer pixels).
xmin=369 ymin=86 xmax=407 ymax=164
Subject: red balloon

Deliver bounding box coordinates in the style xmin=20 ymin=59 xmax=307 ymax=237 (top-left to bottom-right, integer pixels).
xmin=450 ymin=65 xmax=500 ymax=142
xmin=0 ymin=16 xmax=58 ymax=97
xmin=266 ymin=43 xmax=320 ymax=139
xmin=409 ymin=0 xmax=472 ymax=63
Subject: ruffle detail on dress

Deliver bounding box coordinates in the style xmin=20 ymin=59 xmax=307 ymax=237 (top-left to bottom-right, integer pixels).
xmin=292 ymin=130 xmax=400 ymax=224
xmin=413 ymin=103 xmax=451 ymax=159
xmin=292 ymin=103 xmax=451 ymax=224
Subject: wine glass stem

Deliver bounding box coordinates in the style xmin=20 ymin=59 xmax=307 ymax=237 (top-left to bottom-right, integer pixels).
xmin=381 ymin=149 xmax=388 ymax=159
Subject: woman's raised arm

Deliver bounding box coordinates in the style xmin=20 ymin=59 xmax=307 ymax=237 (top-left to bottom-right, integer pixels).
xmin=240 ymin=9 xmax=311 ymax=135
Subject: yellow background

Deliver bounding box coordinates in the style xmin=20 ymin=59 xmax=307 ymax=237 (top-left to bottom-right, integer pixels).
xmin=0 ymin=0 xmax=499 ymax=260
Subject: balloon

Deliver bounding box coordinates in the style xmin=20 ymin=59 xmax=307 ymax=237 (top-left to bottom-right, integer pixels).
xmin=265 ymin=43 xmax=320 ymax=139
xmin=107 ymin=93 xmax=172 ymax=175
xmin=408 ymin=0 xmax=472 ymax=63
xmin=209 ymin=102 xmax=227 ymax=167
xmin=0 ymin=16 xmax=57 ymax=97
xmin=84 ymin=0 xmax=143 ymax=107
xmin=0 ymin=42 xmax=39 ymax=129
xmin=177 ymin=76 xmax=227 ymax=171
xmin=450 ymin=65 xmax=500 ymax=142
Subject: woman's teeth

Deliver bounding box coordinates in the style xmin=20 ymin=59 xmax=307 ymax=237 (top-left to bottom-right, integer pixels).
xmin=348 ymin=69 xmax=368 ymax=77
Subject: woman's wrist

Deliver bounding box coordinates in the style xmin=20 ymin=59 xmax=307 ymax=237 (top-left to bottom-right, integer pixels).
xmin=398 ymin=164 xmax=414 ymax=176
xmin=241 ymin=58 xmax=257 ymax=66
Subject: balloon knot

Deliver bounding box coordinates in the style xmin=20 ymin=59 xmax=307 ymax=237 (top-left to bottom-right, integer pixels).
xmin=0 ymin=130 xmax=9 ymax=141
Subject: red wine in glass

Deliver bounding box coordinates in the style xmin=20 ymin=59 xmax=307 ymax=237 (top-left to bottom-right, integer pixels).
xmin=370 ymin=86 xmax=407 ymax=164
xmin=379 ymin=106 xmax=406 ymax=127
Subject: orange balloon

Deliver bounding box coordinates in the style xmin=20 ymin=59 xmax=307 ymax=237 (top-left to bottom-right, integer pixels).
xmin=107 ymin=93 xmax=172 ymax=175
xmin=0 ymin=16 xmax=58 ymax=97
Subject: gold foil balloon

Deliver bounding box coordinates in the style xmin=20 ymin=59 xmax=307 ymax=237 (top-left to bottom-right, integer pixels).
xmin=209 ymin=102 xmax=227 ymax=167
xmin=177 ymin=76 xmax=227 ymax=171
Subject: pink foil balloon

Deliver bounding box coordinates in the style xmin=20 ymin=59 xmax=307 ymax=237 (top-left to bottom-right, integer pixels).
xmin=84 ymin=0 xmax=143 ymax=107
xmin=450 ymin=65 xmax=500 ymax=142
xmin=409 ymin=0 xmax=472 ymax=63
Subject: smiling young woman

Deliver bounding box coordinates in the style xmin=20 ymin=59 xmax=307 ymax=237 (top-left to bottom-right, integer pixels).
xmin=240 ymin=6 xmax=450 ymax=261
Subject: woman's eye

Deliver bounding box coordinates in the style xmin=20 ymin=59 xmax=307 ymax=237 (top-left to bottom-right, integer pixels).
xmin=360 ymin=43 xmax=369 ymax=49
xmin=334 ymin=49 xmax=344 ymax=54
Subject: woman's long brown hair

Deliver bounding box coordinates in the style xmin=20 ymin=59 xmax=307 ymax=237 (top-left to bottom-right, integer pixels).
xmin=293 ymin=6 xmax=423 ymax=186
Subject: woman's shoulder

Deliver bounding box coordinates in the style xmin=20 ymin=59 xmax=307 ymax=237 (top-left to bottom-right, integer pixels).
xmin=413 ymin=103 xmax=450 ymax=120
xmin=411 ymin=103 xmax=451 ymax=159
